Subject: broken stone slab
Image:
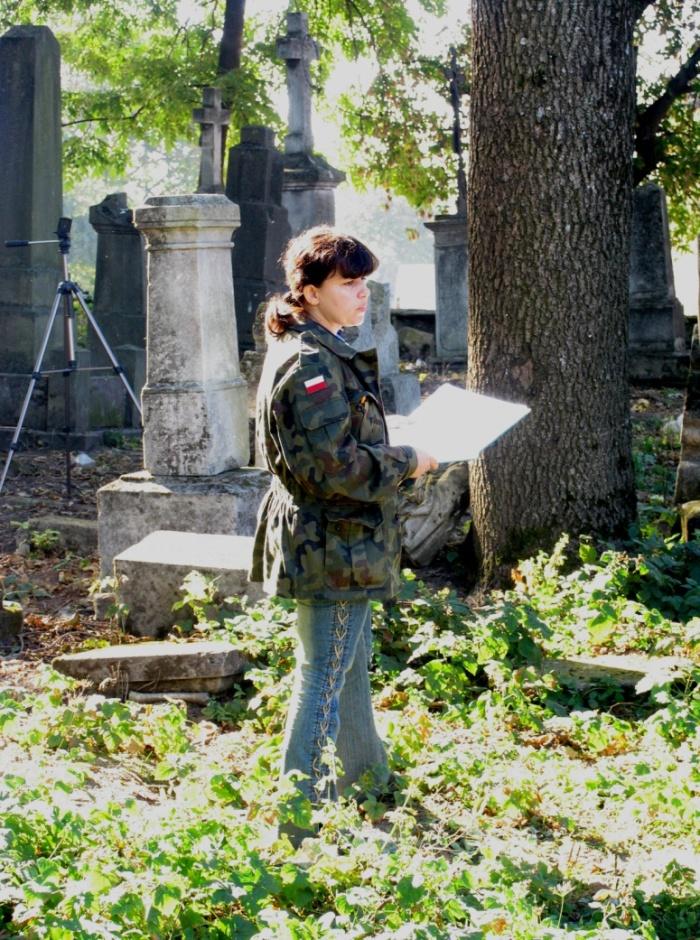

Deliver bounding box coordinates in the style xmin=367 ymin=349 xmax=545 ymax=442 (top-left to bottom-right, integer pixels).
xmin=114 ymin=530 xmax=263 ymax=638
xmin=53 ymin=640 xmax=248 ymax=693
xmin=0 ymin=601 xmax=23 ymax=647
xmin=543 ymin=654 xmax=695 ymax=691
xmin=20 ymin=515 xmax=98 ymax=556
xmin=128 ymin=690 xmax=210 ymax=705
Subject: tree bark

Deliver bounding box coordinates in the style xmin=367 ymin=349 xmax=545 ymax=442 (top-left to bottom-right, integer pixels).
xmin=218 ymin=0 xmax=246 ymax=74
xmin=468 ymin=0 xmax=638 ymax=584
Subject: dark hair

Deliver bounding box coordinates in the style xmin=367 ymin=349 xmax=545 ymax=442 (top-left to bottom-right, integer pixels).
xmin=265 ymin=226 xmax=378 ymax=337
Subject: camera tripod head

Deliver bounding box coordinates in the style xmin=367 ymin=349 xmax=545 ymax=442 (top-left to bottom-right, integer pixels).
xmin=5 ymin=216 xmax=72 ymax=254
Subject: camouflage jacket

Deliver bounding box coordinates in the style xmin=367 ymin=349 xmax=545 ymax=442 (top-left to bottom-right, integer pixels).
xmin=250 ymin=320 xmax=418 ymax=601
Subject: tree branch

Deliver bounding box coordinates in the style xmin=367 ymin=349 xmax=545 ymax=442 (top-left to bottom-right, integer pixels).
xmin=634 ymin=43 xmax=700 ymax=183
xmin=62 ymin=105 xmax=147 ymax=128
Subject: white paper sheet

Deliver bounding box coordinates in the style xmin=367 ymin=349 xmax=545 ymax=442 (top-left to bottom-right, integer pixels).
xmin=387 ymin=383 xmax=530 ymax=463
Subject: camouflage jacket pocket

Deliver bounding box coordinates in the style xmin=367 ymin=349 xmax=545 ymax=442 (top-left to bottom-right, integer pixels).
xmin=348 ymin=390 xmax=385 ymax=445
xmin=323 ymin=503 xmax=386 ymax=591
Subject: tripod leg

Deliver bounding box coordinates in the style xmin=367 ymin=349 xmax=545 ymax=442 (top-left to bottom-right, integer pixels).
xmin=73 ymin=288 xmax=143 ymax=419
xmin=62 ymin=289 xmax=76 ymax=499
xmin=0 ymin=290 xmax=64 ymax=496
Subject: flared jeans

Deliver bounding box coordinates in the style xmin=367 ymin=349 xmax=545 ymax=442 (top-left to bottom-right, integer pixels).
xmin=281 ymin=598 xmax=388 ymax=812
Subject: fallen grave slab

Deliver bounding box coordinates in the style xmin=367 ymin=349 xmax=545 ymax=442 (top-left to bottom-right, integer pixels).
xmin=542 ymin=653 xmax=696 ymax=690
xmin=53 ymin=640 xmax=248 ymax=693
xmin=18 ymin=515 xmax=98 ymax=556
xmin=113 ymin=529 xmax=263 ymax=637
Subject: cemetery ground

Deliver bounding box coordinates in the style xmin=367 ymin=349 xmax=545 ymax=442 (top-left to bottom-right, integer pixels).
xmin=1 ymin=383 xmax=700 ymax=939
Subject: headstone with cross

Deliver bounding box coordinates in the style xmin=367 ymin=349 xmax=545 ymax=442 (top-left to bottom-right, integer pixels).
xmin=275 ymin=11 xmax=344 ymax=235
xmin=192 ymin=87 xmax=230 ymax=194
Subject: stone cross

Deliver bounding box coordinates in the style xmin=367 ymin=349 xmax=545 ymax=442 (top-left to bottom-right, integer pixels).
xmin=276 ymin=12 xmax=318 ymax=156
xmin=447 ymin=46 xmax=467 ymax=218
xmin=192 ymin=87 xmax=230 ymax=193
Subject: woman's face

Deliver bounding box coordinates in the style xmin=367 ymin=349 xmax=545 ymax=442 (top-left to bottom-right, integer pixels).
xmin=302 ymin=270 xmax=370 ymax=334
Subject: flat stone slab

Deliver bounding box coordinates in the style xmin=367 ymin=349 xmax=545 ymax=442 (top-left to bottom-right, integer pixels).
xmin=97 ymin=467 xmax=270 ymax=575
xmin=543 ymin=654 xmax=695 ymax=690
xmin=114 ymin=530 xmax=263 ymax=637
xmin=53 ymin=640 xmax=248 ymax=693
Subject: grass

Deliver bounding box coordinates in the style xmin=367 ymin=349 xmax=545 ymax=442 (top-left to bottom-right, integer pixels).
xmin=1 ymin=397 xmax=700 ymax=938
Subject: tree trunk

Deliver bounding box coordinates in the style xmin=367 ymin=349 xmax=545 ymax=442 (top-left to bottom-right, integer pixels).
xmin=468 ymin=0 xmax=638 ymax=584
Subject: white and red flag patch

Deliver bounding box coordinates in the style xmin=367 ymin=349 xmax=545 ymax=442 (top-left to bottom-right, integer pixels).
xmin=304 ymin=375 xmax=328 ymax=394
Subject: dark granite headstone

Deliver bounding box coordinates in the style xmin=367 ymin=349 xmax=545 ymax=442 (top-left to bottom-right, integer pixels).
xmin=226 ymin=126 xmax=291 ymax=353
xmin=0 ymin=26 xmax=63 ymax=427
xmin=88 ymin=192 xmax=146 ymax=427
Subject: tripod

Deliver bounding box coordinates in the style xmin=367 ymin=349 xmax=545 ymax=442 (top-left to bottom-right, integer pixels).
xmin=0 ymin=217 xmax=142 ymax=497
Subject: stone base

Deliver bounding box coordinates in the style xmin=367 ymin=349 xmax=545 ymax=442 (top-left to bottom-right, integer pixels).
xmin=629 ymin=350 xmax=689 ymax=385
xmin=114 ymin=530 xmax=263 ymax=637
xmin=97 ymin=466 xmax=270 ymax=575
xmin=382 ymin=372 xmax=421 ymax=417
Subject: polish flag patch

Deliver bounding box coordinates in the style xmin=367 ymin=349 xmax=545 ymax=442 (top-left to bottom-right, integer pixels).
xmin=304 ymin=375 xmax=328 ymax=394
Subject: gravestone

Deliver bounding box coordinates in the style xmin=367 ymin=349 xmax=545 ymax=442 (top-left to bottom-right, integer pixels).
xmin=425 ymin=213 xmax=468 ymax=362
xmin=346 ymin=281 xmax=421 ymax=415
xmin=88 ymin=192 xmax=145 ymax=428
xmin=629 ymin=183 xmax=687 ymax=382
xmin=276 ymin=12 xmax=344 ymax=235
xmin=97 ymin=194 xmax=269 ymax=574
xmin=192 ymin=87 xmax=230 ymax=194
xmin=0 ymin=26 xmax=63 ymax=428
xmin=226 ymin=126 xmax=291 ymax=353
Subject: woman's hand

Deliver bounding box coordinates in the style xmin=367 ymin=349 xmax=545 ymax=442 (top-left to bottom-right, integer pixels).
xmin=408 ymin=449 xmax=439 ymax=479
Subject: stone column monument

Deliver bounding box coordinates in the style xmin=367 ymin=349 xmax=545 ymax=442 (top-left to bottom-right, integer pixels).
xmin=97 ymin=194 xmax=269 ymax=573
xmin=276 ymin=12 xmax=345 ymax=235
xmin=425 ymin=45 xmax=469 ymax=363
xmin=136 ymin=195 xmax=249 ymax=476
xmin=0 ymin=25 xmax=63 ymax=427
xmin=226 ymin=126 xmax=291 ymax=353
xmin=425 ymin=214 xmax=468 ymax=362
xmin=88 ymin=192 xmax=146 ymax=428
xmin=629 ymin=182 xmax=687 ymax=382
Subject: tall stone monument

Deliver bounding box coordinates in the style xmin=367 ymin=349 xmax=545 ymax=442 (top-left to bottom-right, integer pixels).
xmin=97 ymin=194 xmax=269 ymax=573
xmin=226 ymin=126 xmax=291 ymax=353
xmin=276 ymin=12 xmax=345 ymax=235
xmin=629 ymin=182 xmax=687 ymax=382
xmin=0 ymin=26 xmax=63 ymax=427
xmin=88 ymin=192 xmax=146 ymax=428
xmin=425 ymin=45 xmax=468 ymax=363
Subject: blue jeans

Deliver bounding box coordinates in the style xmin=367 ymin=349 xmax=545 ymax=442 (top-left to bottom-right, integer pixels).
xmin=281 ymin=598 xmax=388 ymax=814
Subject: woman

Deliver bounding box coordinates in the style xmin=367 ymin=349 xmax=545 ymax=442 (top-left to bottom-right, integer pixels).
xmin=250 ymin=227 xmax=437 ymax=840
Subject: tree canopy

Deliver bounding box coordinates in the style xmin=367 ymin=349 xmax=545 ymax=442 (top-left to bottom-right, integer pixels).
xmin=0 ymin=0 xmax=697 ymax=242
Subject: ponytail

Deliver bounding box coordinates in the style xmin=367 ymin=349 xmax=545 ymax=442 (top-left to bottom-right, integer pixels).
xmin=264 ymin=291 xmax=307 ymax=337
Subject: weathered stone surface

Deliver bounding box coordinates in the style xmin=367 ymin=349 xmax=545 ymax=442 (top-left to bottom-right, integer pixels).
xmin=629 ymin=183 xmax=687 ymax=382
xmin=543 ymin=654 xmax=694 ymax=690
xmin=22 ymin=514 xmax=97 ymax=555
xmin=97 ymin=467 xmax=270 ymax=575
xmin=133 ymin=194 xmax=249 ymax=475
xmin=276 ymin=12 xmax=344 ymax=234
xmin=396 ymin=458 xmax=470 ymax=566
xmin=53 ymin=639 xmax=248 ymax=692
xmin=88 ymin=192 xmax=145 ymax=428
xmin=114 ymin=529 xmax=263 ymax=637
xmin=0 ymin=26 xmax=63 ymax=424
xmin=425 ymin=213 xmax=468 ymax=361
xmin=227 ymin=126 xmax=290 ymax=353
